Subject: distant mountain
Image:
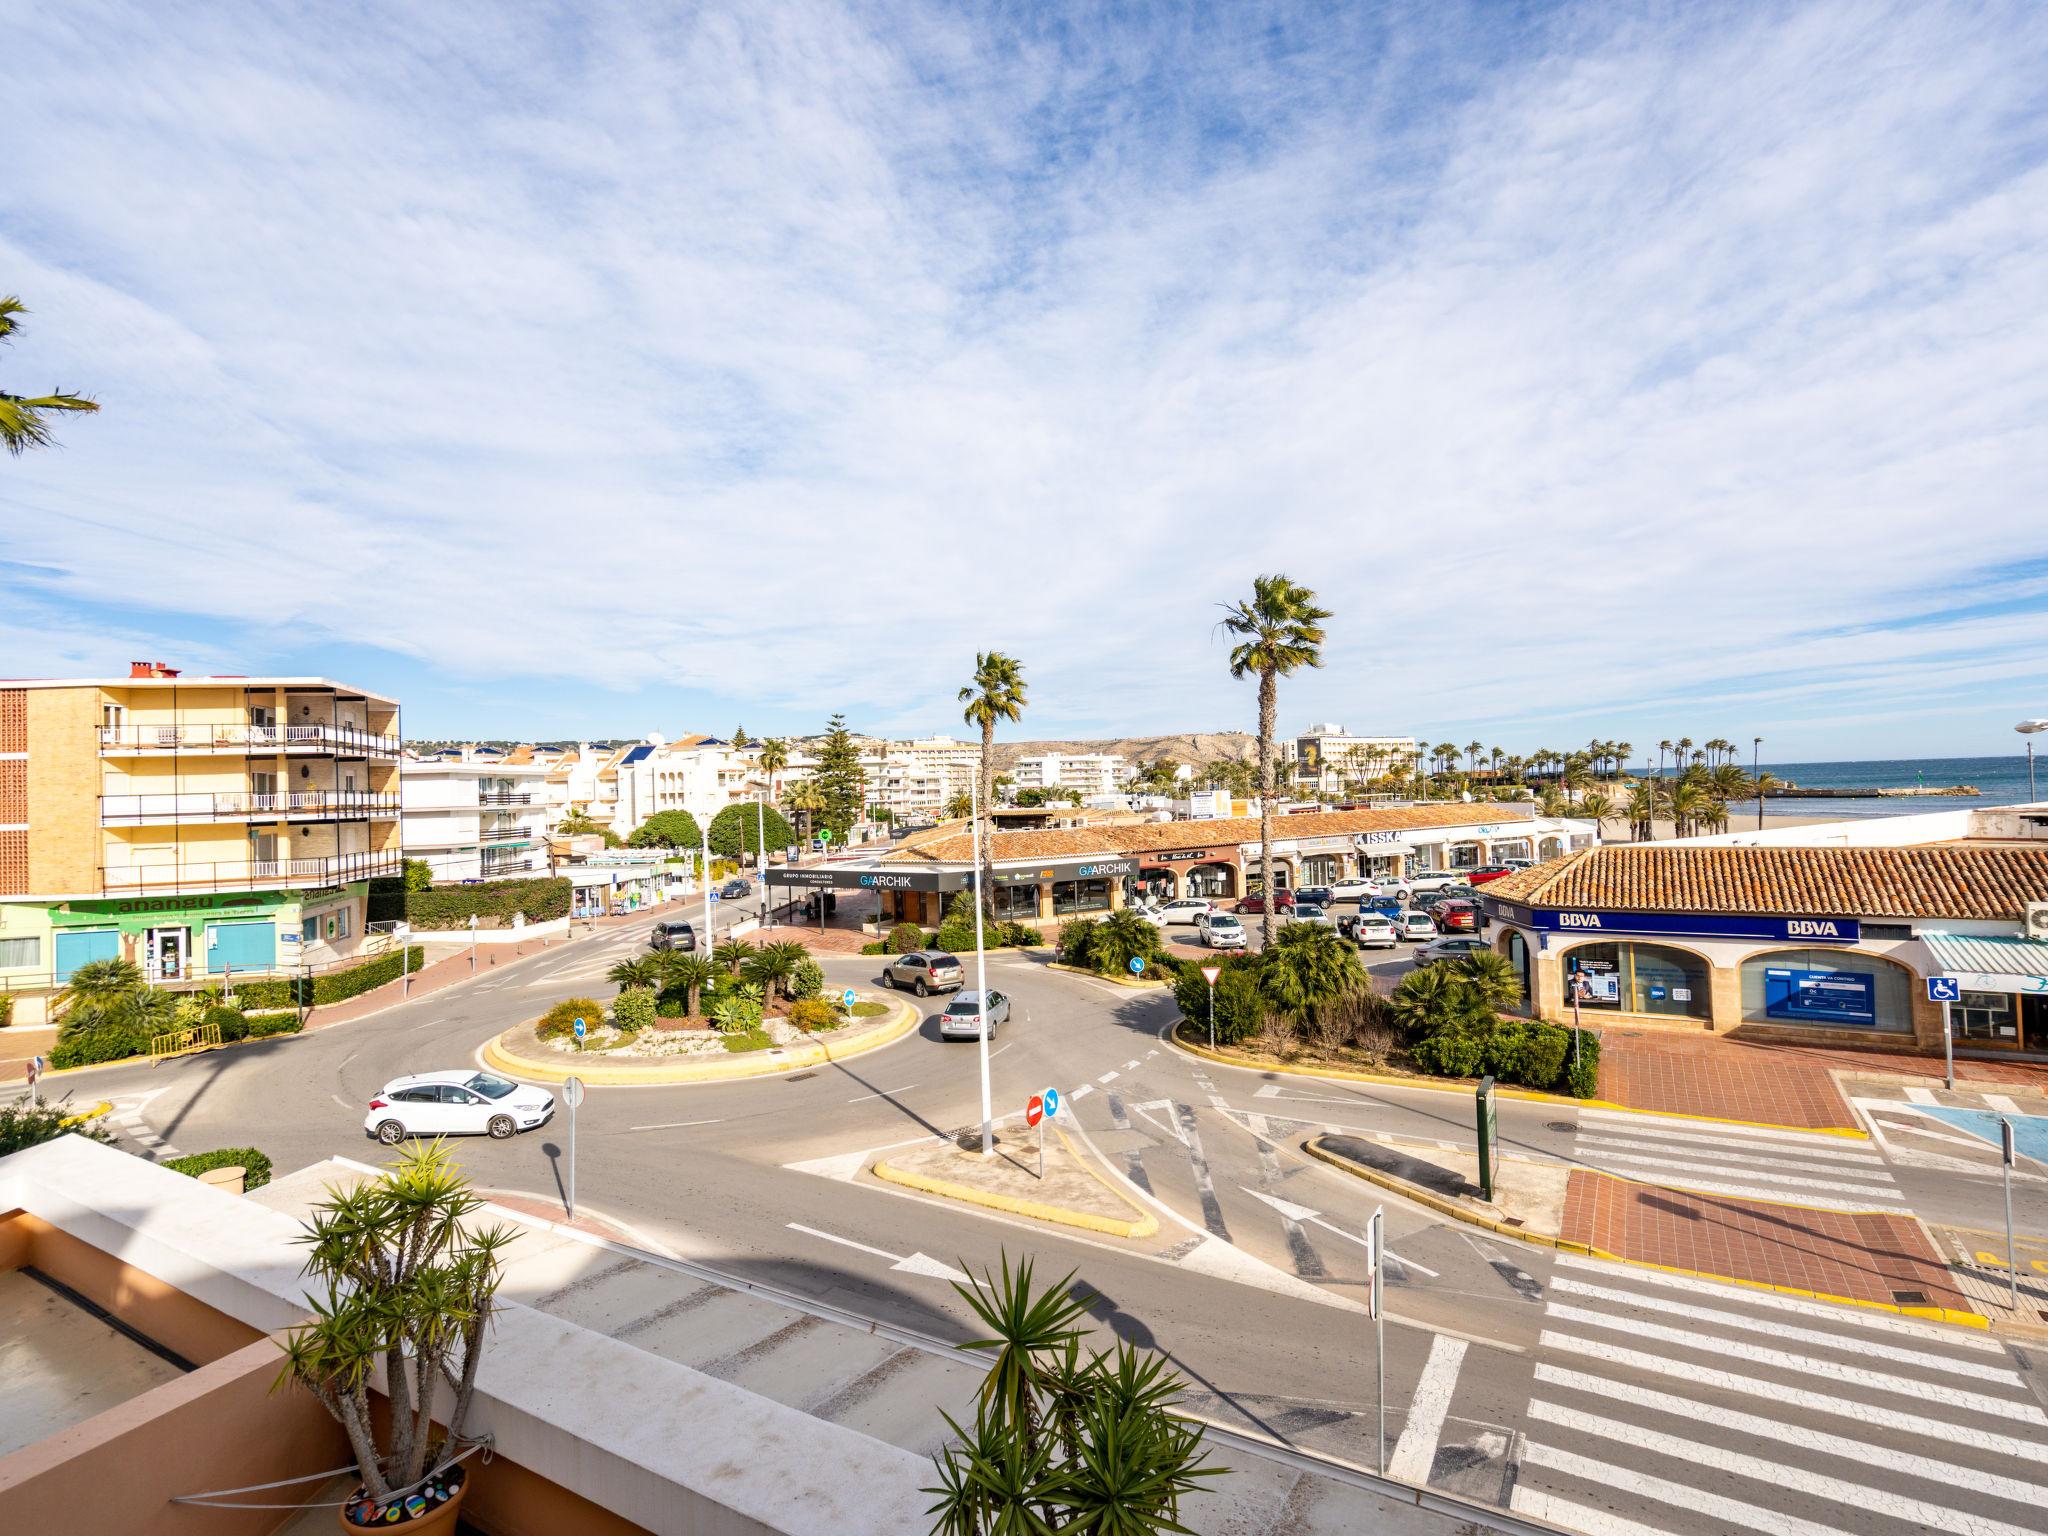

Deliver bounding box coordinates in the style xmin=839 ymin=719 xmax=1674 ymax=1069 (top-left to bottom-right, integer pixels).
xmin=988 ymin=732 xmax=1260 ymax=769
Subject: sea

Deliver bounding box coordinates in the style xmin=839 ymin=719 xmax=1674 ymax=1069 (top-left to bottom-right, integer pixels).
xmin=1713 ymin=755 xmax=2042 ymax=820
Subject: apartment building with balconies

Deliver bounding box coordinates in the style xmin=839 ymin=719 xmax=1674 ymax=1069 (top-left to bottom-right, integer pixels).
xmin=1012 ymin=751 xmax=1134 ymax=800
xmin=400 ymin=749 xmax=552 ymax=882
xmin=0 ymin=664 xmax=402 ymax=1015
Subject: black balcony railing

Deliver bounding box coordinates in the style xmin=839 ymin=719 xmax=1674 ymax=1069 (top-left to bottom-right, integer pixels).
xmin=477 ymin=790 xmax=534 ymax=806
xmin=98 ymin=723 xmax=403 ymax=756
xmin=98 ymin=850 xmax=404 ymax=894
xmin=100 ymin=790 xmax=401 ymax=824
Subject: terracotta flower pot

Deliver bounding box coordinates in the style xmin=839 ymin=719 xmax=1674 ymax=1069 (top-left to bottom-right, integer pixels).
xmin=338 ymin=1469 xmax=467 ymax=1531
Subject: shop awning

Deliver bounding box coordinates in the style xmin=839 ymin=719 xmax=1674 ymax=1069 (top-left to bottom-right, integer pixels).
xmin=1922 ymin=931 xmax=2048 ymax=991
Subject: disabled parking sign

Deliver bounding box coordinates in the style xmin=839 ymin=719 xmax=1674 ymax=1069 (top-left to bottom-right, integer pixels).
xmin=1926 ymin=976 xmax=1961 ymax=1004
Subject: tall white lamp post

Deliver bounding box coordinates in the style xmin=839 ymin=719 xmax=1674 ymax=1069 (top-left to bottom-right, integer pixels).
xmin=2019 ymin=720 xmax=2048 ymax=803
xmin=973 ymin=770 xmax=993 ymax=1156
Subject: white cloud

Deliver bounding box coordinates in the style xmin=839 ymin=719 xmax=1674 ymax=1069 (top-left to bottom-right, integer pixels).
xmin=2 ymin=0 xmax=2045 ymax=752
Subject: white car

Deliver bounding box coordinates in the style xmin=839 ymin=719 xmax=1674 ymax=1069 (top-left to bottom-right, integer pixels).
xmin=1405 ymin=870 xmax=1467 ymax=894
xmin=939 ymin=989 xmax=1011 ymax=1041
xmin=1392 ymin=910 xmax=1438 ymax=942
xmin=1415 ymin=936 xmax=1491 ymax=965
xmin=1148 ymin=897 xmax=1215 ymax=926
xmin=1326 ymin=876 xmax=1378 ymax=900
xmin=1350 ymin=912 xmax=1399 ymax=949
xmin=1195 ymin=912 xmax=1247 ymax=949
xmin=1289 ymin=903 xmax=1336 ymax=928
xmin=365 ymin=1071 xmax=555 ymax=1145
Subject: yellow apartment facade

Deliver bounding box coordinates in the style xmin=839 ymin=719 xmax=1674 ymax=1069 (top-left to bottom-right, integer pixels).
xmin=0 ymin=663 xmax=402 ymax=1019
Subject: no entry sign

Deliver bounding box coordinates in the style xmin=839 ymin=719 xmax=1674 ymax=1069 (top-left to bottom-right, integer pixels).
xmin=1025 ymin=1094 xmax=1044 ymax=1127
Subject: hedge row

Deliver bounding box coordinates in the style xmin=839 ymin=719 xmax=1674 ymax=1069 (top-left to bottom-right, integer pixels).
xmin=164 ymin=1146 xmax=274 ymax=1191
xmin=397 ymin=877 xmax=570 ymax=930
xmin=233 ymin=947 xmax=425 ymax=1009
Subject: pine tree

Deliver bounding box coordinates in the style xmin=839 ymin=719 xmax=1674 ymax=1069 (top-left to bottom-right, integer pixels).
xmin=810 ymin=715 xmax=866 ymax=838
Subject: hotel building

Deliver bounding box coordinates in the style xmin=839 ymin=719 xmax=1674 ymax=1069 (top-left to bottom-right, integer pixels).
xmin=0 ymin=664 xmax=402 ymax=1018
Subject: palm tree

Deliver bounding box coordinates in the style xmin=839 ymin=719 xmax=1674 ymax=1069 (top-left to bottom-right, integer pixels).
xmin=712 ymin=939 xmax=757 ymax=976
xmin=782 ymin=779 xmax=826 ymax=847
xmin=742 ymin=940 xmax=807 ymax=1002
xmin=0 ymin=297 xmax=98 ymax=456
xmin=1258 ymin=922 xmax=1362 ymax=1025
xmin=1676 ymin=737 xmax=1695 ymax=774
xmin=1489 ymin=746 xmax=1505 ymax=777
xmin=1614 ymin=741 xmax=1633 ymax=781
xmin=1219 ymin=575 xmax=1330 ymax=947
xmin=757 ymin=738 xmax=789 ymax=802
xmin=1657 ymin=739 xmax=1673 ymax=783
xmin=607 ymin=956 xmax=664 ymax=992
xmin=1752 ymin=769 xmax=1779 ymax=829
xmin=1625 ymin=782 xmax=1655 ymax=841
xmin=1465 ymin=741 xmax=1484 ymax=777
xmin=1577 ymin=790 xmax=1614 ymax=826
xmin=959 ymin=652 xmax=1028 ymax=907
xmin=1668 ymin=781 xmax=1708 ymax=838
xmin=1560 ymin=754 xmax=1594 ymax=801
xmin=1435 ymin=742 xmax=1458 ymax=777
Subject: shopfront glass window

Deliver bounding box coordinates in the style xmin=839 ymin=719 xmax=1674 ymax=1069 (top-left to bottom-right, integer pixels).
xmin=1489 ymin=840 xmax=1531 ymax=863
xmin=1564 ymin=942 xmax=1710 ymax=1019
xmin=1052 ymin=878 xmax=1110 ymax=916
xmin=1449 ymin=843 xmax=1482 ymax=870
xmin=1739 ymin=950 xmax=1911 ymax=1034
xmin=1186 ymin=862 xmax=1235 ymax=898
xmin=992 ymin=883 xmax=1040 ymax=921
xmin=1955 ymin=990 xmax=2018 ymax=1044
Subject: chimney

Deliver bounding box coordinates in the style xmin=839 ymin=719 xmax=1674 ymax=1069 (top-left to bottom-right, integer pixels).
xmin=129 ymin=661 xmax=182 ymax=679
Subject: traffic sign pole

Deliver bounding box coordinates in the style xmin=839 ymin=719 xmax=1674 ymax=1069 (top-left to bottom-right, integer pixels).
xmin=1368 ymin=1205 xmax=1385 ymax=1476
xmin=1943 ymin=999 xmax=1954 ymax=1091
xmin=563 ymin=1076 xmax=585 ymax=1224
xmin=2002 ymin=1117 xmax=2018 ymax=1309
xmin=1199 ymin=965 xmax=1221 ymax=1050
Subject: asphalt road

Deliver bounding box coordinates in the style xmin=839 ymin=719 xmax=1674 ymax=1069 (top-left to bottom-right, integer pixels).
xmin=18 ymin=922 xmax=2048 ymax=1536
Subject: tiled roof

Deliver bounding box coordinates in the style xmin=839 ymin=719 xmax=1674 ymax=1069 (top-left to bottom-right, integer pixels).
xmin=1481 ymin=844 xmax=2048 ymax=921
xmin=884 ymin=803 xmax=1537 ymax=866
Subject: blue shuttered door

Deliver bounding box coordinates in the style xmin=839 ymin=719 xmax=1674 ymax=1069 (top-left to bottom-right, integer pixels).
xmin=207 ymin=920 xmax=276 ymax=973
xmin=53 ymin=929 xmax=121 ymax=981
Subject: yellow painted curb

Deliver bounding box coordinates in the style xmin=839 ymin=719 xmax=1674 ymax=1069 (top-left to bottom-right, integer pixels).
xmin=1045 ymin=962 xmax=1167 ymax=989
xmin=1303 ymin=1135 xmax=1985 ymax=1330
xmin=483 ymin=1000 xmax=919 ymax=1085
xmin=1172 ymin=1024 xmax=1868 ymax=1138
xmin=873 ymin=1126 xmax=1159 ymax=1239
xmin=59 ymin=1100 xmax=114 ymax=1127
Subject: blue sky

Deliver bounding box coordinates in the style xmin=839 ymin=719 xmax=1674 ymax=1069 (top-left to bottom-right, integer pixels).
xmin=4 ymin=1 xmax=2046 ymax=759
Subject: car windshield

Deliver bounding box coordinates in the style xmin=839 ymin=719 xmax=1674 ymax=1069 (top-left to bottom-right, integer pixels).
xmin=1210 ymin=915 xmax=1240 ymax=928
xmin=945 ymin=995 xmax=983 ymax=1013
xmin=1294 ymin=905 xmax=1324 ymax=917
xmin=466 ymin=1072 xmax=518 ymax=1100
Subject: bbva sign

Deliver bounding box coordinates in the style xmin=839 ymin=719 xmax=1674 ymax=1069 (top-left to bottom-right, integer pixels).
xmin=1787 ymin=919 xmax=1848 ymax=939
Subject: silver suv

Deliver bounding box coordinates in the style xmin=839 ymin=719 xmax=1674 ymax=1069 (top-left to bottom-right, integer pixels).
xmin=649 ymin=919 xmax=698 ymax=952
xmin=882 ymin=950 xmax=964 ymax=996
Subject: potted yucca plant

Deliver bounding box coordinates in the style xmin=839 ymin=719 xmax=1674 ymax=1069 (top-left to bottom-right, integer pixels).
xmin=275 ymin=1143 xmax=513 ymax=1530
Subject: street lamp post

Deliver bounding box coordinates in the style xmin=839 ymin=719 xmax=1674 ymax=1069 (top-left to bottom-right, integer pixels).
xmin=973 ymin=770 xmax=993 ymax=1157
xmin=756 ymin=794 xmax=768 ymax=921
xmin=1753 ymin=735 xmax=1763 ymax=830
xmin=2019 ymin=721 xmax=2048 ymax=803
xmin=467 ymin=913 xmax=479 ymax=974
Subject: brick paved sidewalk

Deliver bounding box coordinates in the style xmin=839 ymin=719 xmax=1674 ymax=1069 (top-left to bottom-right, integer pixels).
xmin=1598 ymin=1029 xmax=2048 ymax=1130
xmin=1560 ymin=1169 xmax=1972 ymax=1315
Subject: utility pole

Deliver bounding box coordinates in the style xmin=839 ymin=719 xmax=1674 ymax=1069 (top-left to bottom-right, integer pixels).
xmin=973 ymin=770 xmax=992 ymax=1157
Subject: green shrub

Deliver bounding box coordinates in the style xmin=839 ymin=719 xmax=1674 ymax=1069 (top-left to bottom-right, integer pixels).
xmin=710 ymin=983 xmax=764 ymax=1034
xmin=401 ymin=878 xmax=570 ymax=931
xmin=1174 ymin=956 xmax=1266 ymax=1045
xmin=1056 ymin=918 xmax=1100 ymax=967
xmin=204 ymin=1005 xmax=249 ymax=1043
xmin=860 ymin=940 xmax=889 ymax=956
xmin=999 ymin=921 xmax=1039 ymax=947
xmin=244 ymin=1012 xmax=301 ymax=1040
xmin=788 ymin=998 xmax=838 ymax=1033
xmin=164 ymin=1146 xmax=273 ymax=1192
xmin=48 ymin=1017 xmax=150 ymax=1068
xmin=612 ymin=986 xmax=657 ymax=1034
xmin=0 ymin=995 xmax=12 ymax=1028
xmin=1411 ymin=1024 xmax=1487 ymax=1078
xmin=401 ymin=858 xmax=434 ymax=893
xmin=537 ymin=996 xmax=606 ymax=1041
xmin=787 ymin=957 xmax=825 ymax=1001
xmin=1 ymin=1102 xmax=114 ymax=1156
xmin=232 ymin=947 xmax=426 ymax=1009
xmin=1481 ymin=1019 xmax=1530 ymax=1082
xmin=1522 ymin=1024 xmax=1572 ymax=1091
xmin=1564 ymin=1030 xmax=1601 ymax=1098
xmin=887 ymin=922 xmax=925 ymax=952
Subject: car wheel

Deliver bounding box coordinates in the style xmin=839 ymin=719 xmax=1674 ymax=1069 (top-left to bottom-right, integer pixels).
xmin=915 ymin=979 xmax=929 ymax=997
xmin=375 ymin=1119 xmax=405 ymax=1146
xmin=487 ymin=1115 xmax=516 ymax=1140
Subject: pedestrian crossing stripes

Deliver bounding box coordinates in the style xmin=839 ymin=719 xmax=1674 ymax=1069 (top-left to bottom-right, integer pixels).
xmin=1572 ymin=1108 xmax=1906 ymax=1212
xmin=1512 ymin=1254 xmax=2048 ymax=1536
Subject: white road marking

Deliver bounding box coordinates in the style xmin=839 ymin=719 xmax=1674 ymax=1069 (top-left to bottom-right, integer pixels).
xmin=1386 ymin=1334 xmax=1466 ymax=1484
xmin=629 ymin=1118 xmax=724 ymax=1131
xmin=1235 ymin=1185 xmax=1441 ymax=1275
xmin=1508 ymin=1487 xmax=1671 ymax=1536
xmin=1574 ymin=1129 xmax=1885 ymax=1166
xmin=1570 ymin=1162 xmax=1907 ymax=1210
xmin=1533 ymin=1363 xmax=2048 ymax=1508
xmin=330 ymin=1093 xmax=355 ymax=1111
xmin=1070 ymin=1083 xmax=1094 ymax=1099
xmin=845 ymin=1085 xmax=918 ymax=1104
xmin=1539 ymin=1333 xmax=2048 ymax=1454
xmin=1526 ymin=1401 xmax=2038 ymax=1536
xmin=782 ymin=1150 xmax=871 ymax=1182
xmin=1983 ymin=1093 xmax=2022 ymax=1115
xmin=784 ymin=1223 xmax=973 ymax=1285
xmin=1906 ymin=1086 xmax=1939 ymax=1105
xmin=1548 ymin=1278 xmax=2015 ymax=1380
xmin=1549 ymin=1252 xmax=2007 ymax=1349
xmin=1124 ymin=1059 xmax=1140 ymax=1070
xmin=1577 ymin=1108 xmax=1865 ymax=1145
xmin=1543 ymin=1312 xmax=2035 ymax=1416
xmin=1098 ymin=1070 xmax=1119 ymax=1083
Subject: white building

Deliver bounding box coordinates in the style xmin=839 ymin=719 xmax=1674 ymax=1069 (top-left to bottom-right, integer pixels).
xmin=781 ymin=733 xmax=979 ymax=826
xmin=1292 ymin=724 xmax=1418 ymax=793
xmin=400 ymin=750 xmax=553 ymax=882
xmin=611 ymin=735 xmax=764 ymax=839
xmin=1013 ymin=752 xmax=1134 ymax=798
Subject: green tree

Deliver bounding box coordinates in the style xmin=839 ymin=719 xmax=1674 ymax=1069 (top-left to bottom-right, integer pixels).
xmin=658 ymin=952 xmax=713 ymax=1015
xmin=1013 ymin=786 xmax=1048 ymax=807
xmin=741 ymin=940 xmax=809 ymax=1003
xmin=925 ymin=1253 xmax=1220 ymax=1535
xmin=0 ymin=297 xmax=98 ymax=456
xmin=557 ymin=807 xmax=604 ymax=836
xmin=1220 ymin=575 xmax=1329 ymax=948
xmin=713 ymin=939 xmax=757 ymax=976
xmin=707 ymin=803 xmax=795 ymax=858
xmin=958 ymin=653 xmax=1029 ymax=905
xmin=607 ymin=955 xmax=664 ymax=992
xmin=757 ymin=738 xmax=789 ymax=800
xmin=401 ymin=857 xmax=434 ymax=893
xmin=1258 ymin=921 xmax=1362 ymax=1023
xmin=1389 ymin=963 xmax=1491 ymax=1042
xmin=809 ymin=715 xmax=868 ymax=839
xmin=943 ymin=791 xmax=973 ymax=821
xmin=1751 ymin=769 xmax=1779 ymax=829
xmin=0 ymin=1101 xmax=115 ymax=1157
xmin=731 ymin=725 xmax=751 ymax=747
xmin=627 ymin=809 xmax=702 ymax=850
xmin=1087 ymin=909 xmax=1164 ymax=976
xmin=783 ymin=778 xmax=826 ymax=846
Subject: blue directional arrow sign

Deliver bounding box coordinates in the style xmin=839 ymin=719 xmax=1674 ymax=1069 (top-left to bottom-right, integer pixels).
xmin=573 ymin=1016 xmax=587 ymax=1040
xmin=1042 ymin=1087 xmax=1061 ymax=1119
xmin=1128 ymin=956 xmax=1145 ymax=974
xmin=841 ymin=988 xmax=857 ymax=1009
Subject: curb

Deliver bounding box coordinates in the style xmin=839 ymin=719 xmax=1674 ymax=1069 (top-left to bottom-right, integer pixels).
xmin=482 ymin=999 xmax=919 ymax=1085
xmin=1045 ymin=962 xmax=1167 ymax=989
xmin=1303 ymin=1134 xmax=1986 ymax=1330
xmin=872 ymin=1126 xmax=1159 ymax=1239
xmin=1172 ymin=1024 xmax=1868 ymax=1138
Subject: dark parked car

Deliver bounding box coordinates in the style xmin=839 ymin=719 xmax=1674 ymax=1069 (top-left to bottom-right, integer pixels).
xmin=1466 ymin=865 xmax=1518 ymax=886
xmin=1295 ymin=886 xmax=1334 ymax=908
xmin=1413 ymin=886 xmax=1474 ymax=911
xmin=649 ymin=918 xmax=698 ymax=951
xmin=718 ymin=878 xmax=752 ymax=898
xmin=1434 ymin=899 xmax=1480 ymax=933
xmin=882 ymin=950 xmax=964 ymax=996
xmin=1236 ymin=889 xmax=1297 ymax=915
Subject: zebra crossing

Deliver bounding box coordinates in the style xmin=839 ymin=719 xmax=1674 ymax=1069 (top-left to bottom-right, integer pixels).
xmin=1510 ymin=1253 xmax=2048 ymax=1536
xmin=1572 ymin=1107 xmax=1905 ymax=1213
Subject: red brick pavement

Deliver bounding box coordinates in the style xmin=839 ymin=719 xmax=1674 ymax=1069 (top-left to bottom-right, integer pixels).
xmin=1560 ymin=1169 xmax=1971 ymax=1313
xmin=1597 ymin=1030 xmax=2048 ymax=1129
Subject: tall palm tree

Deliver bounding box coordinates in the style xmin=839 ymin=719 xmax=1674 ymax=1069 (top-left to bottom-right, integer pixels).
xmin=1614 ymin=741 xmax=1633 ymax=782
xmin=1657 ymin=739 xmax=1673 ymax=783
xmin=782 ymin=779 xmax=826 ymax=848
xmin=1752 ymin=769 xmax=1778 ymax=829
xmin=959 ymin=651 xmax=1028 ymax=905
xmin=1219 ymin=575 xmax=1329 ymax=947
xmin=757 ymin=738 xmax=789 ymax=802
xmin=1465 ymin=740 xmax=1484 ymax=777
xmin=0 ymin=297 xmax=98 ymax=456
xmin=1625 ymin=782 xmax=1655 ymax=842
xmin=1676 ymin=737 xmax=1695 ymax=774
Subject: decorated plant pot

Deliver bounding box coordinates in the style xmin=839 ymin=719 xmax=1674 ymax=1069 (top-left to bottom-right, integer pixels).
xmin=338 ymin=1464 xmax=467 ymax=1531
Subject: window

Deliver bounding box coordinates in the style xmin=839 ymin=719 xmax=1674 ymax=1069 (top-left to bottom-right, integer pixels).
xmin=333 ymin=908 xmax=351 ymax=940
xmin=1051 ymin=878 xmax=1110 ymax=916
xmin=301 ymin=917 xmax=320 ymax=944
xmin=1449 ymin=843 xmax=1482 ymax=870
xmin=1955 ymin=990 xmax=2017 ymax=1043
xmin=1564 ymin=942 xmax=1711 ymax=1019
xmin=0 ymin=936 xmax=39 ymax=969
xmin=991 ymin=882 xmax=1039 ymax=920
xmin=1740 ymin=950 xmax=1911 ymax=1033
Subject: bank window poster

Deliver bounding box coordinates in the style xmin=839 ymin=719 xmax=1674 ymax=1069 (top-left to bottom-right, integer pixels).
xmin=1764 ymin=967 xmax=1876 ymax=1027
xmin=1569 ymin=960 xmax=1620 ymax=1004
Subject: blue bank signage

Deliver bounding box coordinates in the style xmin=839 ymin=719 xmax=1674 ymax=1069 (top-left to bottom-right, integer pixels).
xmin=1482 ymin=898 xmax=1860 ymax=944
